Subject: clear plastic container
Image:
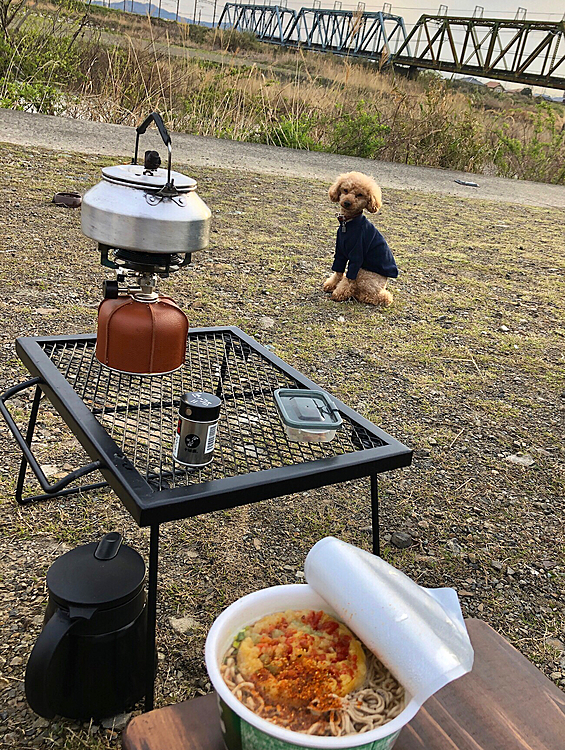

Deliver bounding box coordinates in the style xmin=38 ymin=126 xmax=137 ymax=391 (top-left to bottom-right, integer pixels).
xmin=274 ymin=389 xmax=343 ymax=443
xmin=284 ymin=425 xmax=337 ymax=443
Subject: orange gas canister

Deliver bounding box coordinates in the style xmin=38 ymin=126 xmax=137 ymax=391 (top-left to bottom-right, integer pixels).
xmin=96 ymin=295 xmax=188 ymax=375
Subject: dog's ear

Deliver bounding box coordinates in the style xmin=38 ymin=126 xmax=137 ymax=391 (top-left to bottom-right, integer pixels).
xmin=367 ymin=182 xmax=382 ymax=213
xmin=328 ymin=175 xmax=344 ymax=203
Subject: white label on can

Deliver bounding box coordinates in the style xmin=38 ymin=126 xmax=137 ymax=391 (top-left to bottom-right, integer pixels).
xmin=205 ymin=423 xmax=218 ymax=454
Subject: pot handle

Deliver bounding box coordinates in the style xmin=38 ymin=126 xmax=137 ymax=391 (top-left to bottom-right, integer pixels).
xmin=25 ymin=606 xmax=97 ymax=719
xmin=132 ymin=112 xmax=173 ymax=190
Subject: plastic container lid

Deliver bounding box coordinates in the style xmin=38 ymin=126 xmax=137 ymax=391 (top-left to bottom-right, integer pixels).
xmin=274 ymin=389 xmax=343 ymax=431
xmin=304 ymin=537 xmax=474 ymax=705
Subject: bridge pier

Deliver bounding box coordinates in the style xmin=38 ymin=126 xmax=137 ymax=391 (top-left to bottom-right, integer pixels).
xmin=392 ymin=64 xmax=419 ymax=80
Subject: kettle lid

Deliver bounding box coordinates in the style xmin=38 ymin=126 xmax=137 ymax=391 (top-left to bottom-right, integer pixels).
xmin=46 ymin=533 xmax=145 ymax=610
xmin=101 ymin=164 xmax=197 ymax=193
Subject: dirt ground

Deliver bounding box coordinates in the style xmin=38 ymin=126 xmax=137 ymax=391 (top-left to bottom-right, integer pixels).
xmin=0 ymin=143 xmax=564 ymax=749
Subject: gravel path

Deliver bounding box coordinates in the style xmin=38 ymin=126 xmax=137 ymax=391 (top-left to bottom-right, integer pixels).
xmin=1 ymin=108 xmax=564 ymax=208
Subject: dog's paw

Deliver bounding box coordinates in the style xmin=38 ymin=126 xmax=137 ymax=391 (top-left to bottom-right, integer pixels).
xmin=332 ymin=284 xmax=354 ymax=302
xmin=379 ymin=289 xmax=394 ymax=307
xmin=377 ymin=289 xmax=393 ymax=307
xmin=323 ymin=273 xmax=340 ymax=292
xmin=354 ymin=291 xmax=393 ymax=306
xmin=331 ymin=292 xmax=348 ymax=302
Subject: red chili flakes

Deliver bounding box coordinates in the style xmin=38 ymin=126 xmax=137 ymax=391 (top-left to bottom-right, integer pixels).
xmin=252 ymin=656 xmax=342 ymax=713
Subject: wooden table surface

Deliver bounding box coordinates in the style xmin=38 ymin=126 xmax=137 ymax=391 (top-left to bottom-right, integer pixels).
xmin=122 ymin=619 xmax=565 ymax=750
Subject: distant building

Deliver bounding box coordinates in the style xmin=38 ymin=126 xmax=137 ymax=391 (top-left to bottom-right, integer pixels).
xmin=486 ymin=81 xmax=505 ymax=93
xmin=459 ymin=76 xmax=484 ymax=87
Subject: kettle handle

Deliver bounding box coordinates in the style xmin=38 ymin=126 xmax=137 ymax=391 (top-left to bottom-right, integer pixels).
xmin=136 ymin=112 xmax=171 ymax=146
xmin=132 ymin=112 xmax=173 ymax=191
xmin=25 ymin=606 xmax=96 ymax=719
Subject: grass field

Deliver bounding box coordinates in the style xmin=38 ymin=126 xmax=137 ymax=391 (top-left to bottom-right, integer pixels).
xmin=0 ymin=142 xmax=563 ymax=748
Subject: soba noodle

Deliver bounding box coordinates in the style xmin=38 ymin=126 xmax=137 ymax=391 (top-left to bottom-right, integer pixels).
xmin=221 ymin=631 xmax=405 ymax=737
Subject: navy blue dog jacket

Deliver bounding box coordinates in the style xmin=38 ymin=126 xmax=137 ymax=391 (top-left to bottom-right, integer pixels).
xmin=332 ymin=214 xmax=398 ymax=281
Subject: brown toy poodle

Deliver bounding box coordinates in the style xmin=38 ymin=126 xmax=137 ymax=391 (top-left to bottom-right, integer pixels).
xmin=323 ymin=172 xmax=398 ymax=306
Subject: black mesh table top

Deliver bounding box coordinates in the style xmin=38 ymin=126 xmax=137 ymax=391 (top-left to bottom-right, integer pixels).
xmin=14 ymin=327 xmax=412 ymax=526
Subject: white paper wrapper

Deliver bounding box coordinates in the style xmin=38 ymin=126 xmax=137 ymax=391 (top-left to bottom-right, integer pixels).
xmin=304 ymin=537 xmax=474 ymax=705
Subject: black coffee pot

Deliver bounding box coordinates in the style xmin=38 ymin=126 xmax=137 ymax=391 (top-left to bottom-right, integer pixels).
xmin=25 ymin=532 xmax=147 ymax=720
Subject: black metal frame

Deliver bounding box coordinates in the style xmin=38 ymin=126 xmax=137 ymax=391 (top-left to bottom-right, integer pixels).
xmin=392 ymin=15 xmax=565 ymax=89
xmin=0 ymin=378 xmax=106 ymax=504
xmin=1 ymin=326 xmax=412 ymax=712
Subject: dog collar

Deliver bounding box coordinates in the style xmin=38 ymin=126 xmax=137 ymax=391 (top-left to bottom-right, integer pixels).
xmin=337 ymin=213 xmax=362 ymax=232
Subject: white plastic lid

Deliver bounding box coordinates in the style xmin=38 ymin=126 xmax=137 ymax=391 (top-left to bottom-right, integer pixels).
xmin=304 ymin=537 xmax=474 ymax=705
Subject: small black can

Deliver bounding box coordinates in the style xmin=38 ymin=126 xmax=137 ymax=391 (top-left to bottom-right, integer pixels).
xmin=173 ymin=392 xmax=221 ymax=467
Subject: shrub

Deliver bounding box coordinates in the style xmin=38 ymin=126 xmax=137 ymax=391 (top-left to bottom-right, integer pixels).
xmin=185 ymin=22 xmax=212 ymax=44
xmin=214 ymin=28 xmax=264 ymax=53
xmin=493 ymin=103 xmax=565 ymax=184
xmin=1 ymin=3 xmax=563 ymax=184
xmin=181 ymin=70 xmax=264 ymax=139
xmin=328 ymin=101 xmax=390 ymax=158
xmin=0 ymin=77 xmax=66 ymax=113
xmin=259 ymin=113 xmax=318 ymax=149
xmin=1 ymin=29 xmax=83 ymax=83
xmin=382 ymin=82 xmax=490 ymax=172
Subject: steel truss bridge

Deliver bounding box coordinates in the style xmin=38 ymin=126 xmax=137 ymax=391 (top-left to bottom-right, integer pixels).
xmin=217 ymin=4 xmax=565 ymax=90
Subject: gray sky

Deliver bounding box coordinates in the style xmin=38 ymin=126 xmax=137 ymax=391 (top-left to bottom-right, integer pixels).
xmin=383 ymin=0 xmax=563 ymax=28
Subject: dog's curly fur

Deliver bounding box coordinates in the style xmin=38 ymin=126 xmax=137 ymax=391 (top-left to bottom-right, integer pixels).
xmin=323 ymin=172 xmax=394 ymax=307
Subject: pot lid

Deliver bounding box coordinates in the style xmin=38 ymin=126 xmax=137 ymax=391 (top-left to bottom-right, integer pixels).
xmin=274 ymin=389 xmax=342 ymax=430
xmin=102 ymin=164 xmax=197 ymax=193
xmin=46 ymin=533 xmax=145 ymax=610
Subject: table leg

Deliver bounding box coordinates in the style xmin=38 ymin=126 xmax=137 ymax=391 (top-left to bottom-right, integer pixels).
xmin=16 ymin=385 xmax=42 ymax=505
xmin=371 ymin=474 xmax=380 ymax=556
xmin=145 ymin=524 xmax=159 ymax=712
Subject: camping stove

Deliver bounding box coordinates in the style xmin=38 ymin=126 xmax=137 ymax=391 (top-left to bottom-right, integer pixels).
xmin=81 ymin=112 xmax=211 ymax=375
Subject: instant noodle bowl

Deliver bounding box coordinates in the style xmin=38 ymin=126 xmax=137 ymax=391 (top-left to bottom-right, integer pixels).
xmin=205 ymin=585 xmax=422 ymax=750
xmin=225 ymin=609 xmax=388 ymax=734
